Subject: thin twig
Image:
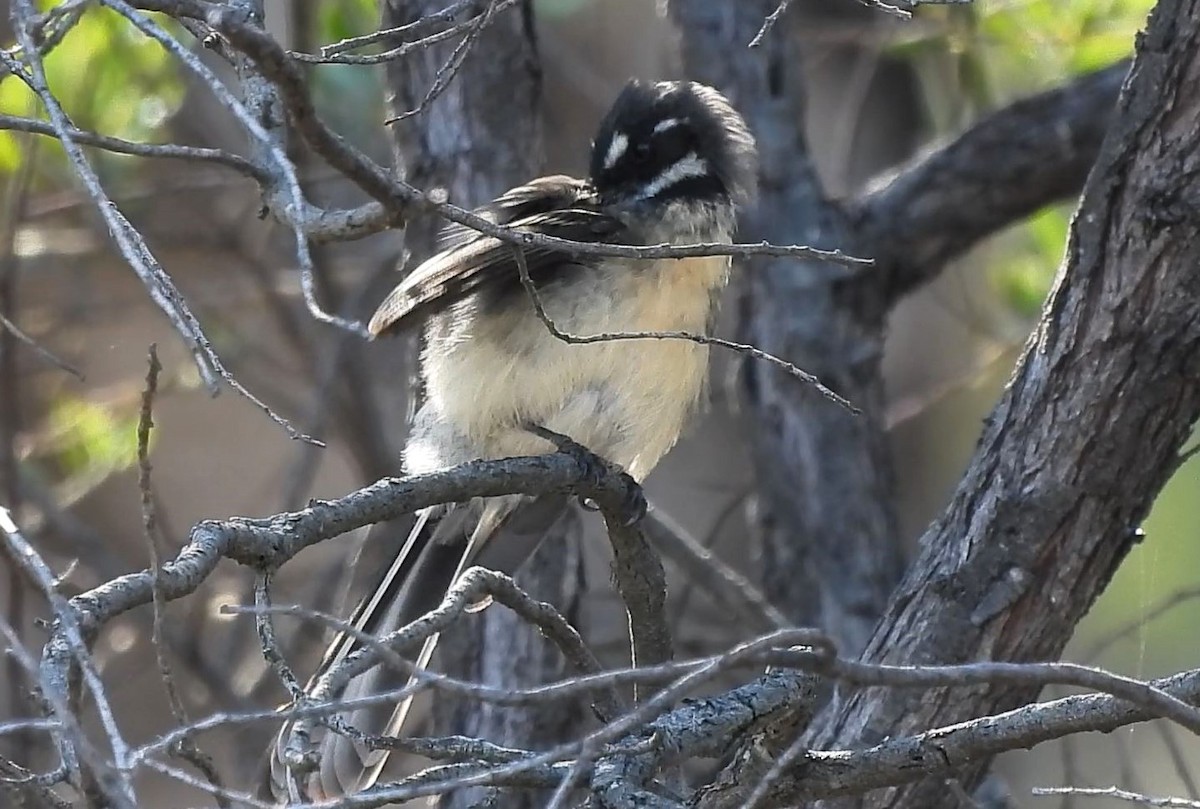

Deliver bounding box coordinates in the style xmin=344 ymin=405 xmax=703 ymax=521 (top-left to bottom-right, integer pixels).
xmin=0 ymin=113 xmax=268 ymax=181
xmin=320 ymin=0 xmax=479 ymax=55
xmin=0 ymin=311 xmax=83 ymax=379
xmin=512 ymin=245 xmax=859 ymax=414
xmin=524 ymin=425 xmax=674 ymax=696
xmin=308 ymin=0 xmax=522 ymax=69
xmin=385 ymin=0 xmax=508 ymax=123
xmin=644 ymin=505 xmax=787 ymax=631
xmin=749 ymin=1 xmax=795 ymax=47
xmin=136 ymin=345 xmax=229 ymax=807
xmin=823 ymin=656 xmax=1200 ymax=736
xmin=4 ymin=6 xmax=322 ymax=446
xmin=0 ymin=510 xmax=137 ymax=806
xmin=1032 ymin=786 xmax=1200 ymax=807
xmin=99 ymin=0 xmax=368 ymax=340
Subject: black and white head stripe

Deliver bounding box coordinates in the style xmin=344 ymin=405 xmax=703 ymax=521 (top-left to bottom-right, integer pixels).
xmin=590 ymin=80 xmax=758 ymax=207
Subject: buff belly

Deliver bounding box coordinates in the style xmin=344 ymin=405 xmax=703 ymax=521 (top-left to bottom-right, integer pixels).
xmin=408 ymin=255 xmax=729 ymax=481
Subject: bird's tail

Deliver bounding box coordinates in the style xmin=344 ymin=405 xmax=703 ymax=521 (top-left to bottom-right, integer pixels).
xmin=264 ymin=494 xmax=569 ymax=802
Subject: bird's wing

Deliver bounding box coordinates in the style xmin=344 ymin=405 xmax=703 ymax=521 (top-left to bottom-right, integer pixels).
xmin=368 ymin=177 xmax=629 ymax=337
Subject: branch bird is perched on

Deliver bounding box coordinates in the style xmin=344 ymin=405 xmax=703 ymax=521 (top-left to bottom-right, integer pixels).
xmin=266 ymin=79 xmax=757 ymax=802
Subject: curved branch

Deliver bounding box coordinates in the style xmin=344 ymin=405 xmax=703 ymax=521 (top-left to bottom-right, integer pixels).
xmin=34 ymin=452 xmax=642 ymax=783
xmin=0 ymin=114 xmax=269 ymax=181
xmin=852 ymin=60 xmax=1127 ymax=302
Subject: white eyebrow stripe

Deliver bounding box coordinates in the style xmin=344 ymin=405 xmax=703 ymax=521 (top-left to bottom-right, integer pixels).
xmin=637 ymin=152 xmax=709 ymax=200
xmin=652 ymin=117 xmax=685 ymax=134
xmin=603 ymin=133 xmax=628 ymax=170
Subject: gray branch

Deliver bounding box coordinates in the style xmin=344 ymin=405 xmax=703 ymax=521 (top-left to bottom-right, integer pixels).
xmin=852 ymin=60 xmax=1127 ymax=302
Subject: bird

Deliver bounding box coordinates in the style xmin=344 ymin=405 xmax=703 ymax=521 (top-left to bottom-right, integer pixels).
xmin=265 ymin=78 xmax=757 ymax=802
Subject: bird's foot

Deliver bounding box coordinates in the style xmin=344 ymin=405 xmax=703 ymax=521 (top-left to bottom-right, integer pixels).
xmin=523 ymin=423 xmax=645 ymax=525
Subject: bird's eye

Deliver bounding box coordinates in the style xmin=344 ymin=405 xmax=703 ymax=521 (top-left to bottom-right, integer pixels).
xmin=632 ymin=142 xmax=652 ymax=163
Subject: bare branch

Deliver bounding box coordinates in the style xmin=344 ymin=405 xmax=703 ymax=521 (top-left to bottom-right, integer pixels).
xmin=4 ymin=2 xmax=323 ymax=445
xmin=643 ymin=506 xmax=788 ymax=631
xmin=0 ymin=113 xmax=269 ymax=181
xmin=317 ymin=0 xmax=482 ymax=56
xmin=524 ymin=425 xmax=673 ymax=696
xmin=0 ymin=755 xmax=73 ymax=809
xmin=136 ymin=345 xmax=230 ymax=807
xmin=98 ymin=0 xmax=368 ymax=340
xmin=749 ymin=1 xmax=796 ymax=46
xmin=0 ymin=510 xmax=136 ymax=806
xmin=385 ymin=0 xmax=513 ymax=122
xmin=1032 ymin=787 xmax=1200 ymax=808
xmin=853 ymin=60 xmax=1127 ymax=302
xmin=0 ymin=310 xmax=82 ymax=379
xmin=513 ymin=245 xmax=860 ymax=414
xmin=296 ymin=0 xmax=522 ymax=68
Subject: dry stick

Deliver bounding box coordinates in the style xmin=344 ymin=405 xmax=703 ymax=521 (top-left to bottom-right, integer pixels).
xmin=240 ymin=612 xmax=809 ymax=805
xmin=254 ymin=573 xmax=305 ymax=700
xmin=0 ymin=0 xmax=87 ymax=79
xmin=643 ymin=505 xmax=787 ymax=631
xmin=0 ymin=114 xmax=268 ymax=181
xmin=385 ymin=0 xmax=510 ymax=123
xmin=265 ymin=566 xmax=624 ymax=782
xmin=819 ymin=655 xmax=1200 ymax=735
xmin=524 ymin=423 xmax=674 ymax=697
xmin=749 ymin=0 xmax=796 ymax=46
xmin=512 ymin=245 xmax=859 ymax=414
xmin=303 ymin=554 xmax=632 ymax=701
xmin=0 ymin=513 xmax=137 ymax=807
xmin=2 ymin=16 xmax=321 ymax=447
xmin=136 ymin=346 xmax=229 ymax=808
xmin=27 ymin=443 xmax=1200 ymax=807
xmin=0 ymin=753 xmax=74 ymax=809
xmin=318 ymin=0 xmax=481 ymax=55
xmin=100 ymin=0 xmax=367 ymax=341
xmin=319 ymin=0 xmax=522 ymax=69
xmin=1 ymin=22 xmax=221 ymax=388
xmin=0 ymin=311 xmax=83 ymax=379
xmin=338 ymin=630 xmax=827 ymax=809
xmin=1032 ymin=786 xmax=1200 ymax=808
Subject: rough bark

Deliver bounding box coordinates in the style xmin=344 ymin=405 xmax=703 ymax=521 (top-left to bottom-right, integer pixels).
xmin=792 ymin=0 xmax=1200 ymax=805
xmin=669 ymin=0 xmax=904 ymax=656
xmin=378 ymin=4 xmax=584 ymax=807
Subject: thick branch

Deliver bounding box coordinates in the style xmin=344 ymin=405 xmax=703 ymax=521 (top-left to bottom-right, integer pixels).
xmin=710 ymin=665 xmax=1200 ymax=805
xmin=794 ymin=1 xmax=1200 ymax=806
xmin=852 ymin=61 xmax=1127 ymax=301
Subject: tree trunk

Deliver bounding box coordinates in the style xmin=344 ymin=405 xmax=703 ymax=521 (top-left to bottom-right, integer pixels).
xmin=669 ymin=0 xmax=905 ymax=655
xmin=802 ymin=1 xmax=1200 ymax=804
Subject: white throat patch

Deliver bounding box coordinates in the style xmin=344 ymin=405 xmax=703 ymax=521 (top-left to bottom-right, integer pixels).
xmin=638 ymin=152 xmax=709 ymax=200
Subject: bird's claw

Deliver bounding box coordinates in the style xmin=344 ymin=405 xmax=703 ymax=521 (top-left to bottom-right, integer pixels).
xmin=526 ymin=423 xmax=644 ymax=525
xmin=617 ymin=472 xmax=648 ymax=526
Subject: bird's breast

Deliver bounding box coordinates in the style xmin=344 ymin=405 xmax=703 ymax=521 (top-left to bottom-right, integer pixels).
xmin=422 ymin=254 xmax=730 ymax=475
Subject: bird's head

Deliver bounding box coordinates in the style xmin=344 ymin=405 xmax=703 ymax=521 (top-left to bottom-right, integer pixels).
xmin=589 ymin=80 xmax=757 ymax=218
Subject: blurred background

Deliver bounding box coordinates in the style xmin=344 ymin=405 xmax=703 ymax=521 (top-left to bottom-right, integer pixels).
xmin=2 ymin=0 xmax=1195 ymax=806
